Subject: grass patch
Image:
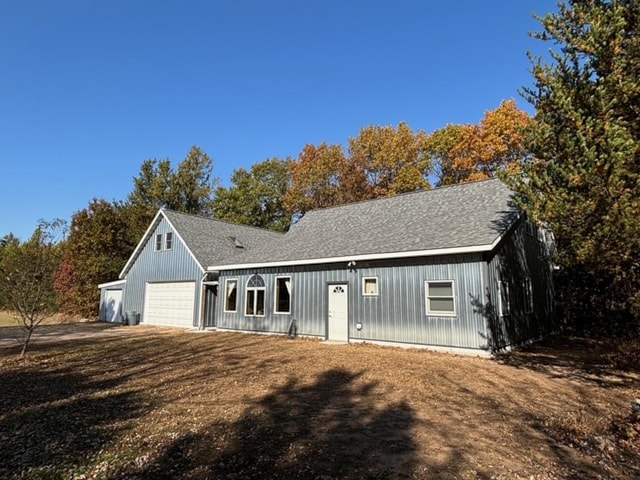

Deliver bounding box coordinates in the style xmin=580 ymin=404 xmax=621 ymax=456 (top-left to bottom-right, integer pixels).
xmin=0 ymin=311 xmax=18 ymax=327
xmin=0 ymin=311 xmax=83 ymax=328
xmin=1 ymin=325 xmax=638 ymax=479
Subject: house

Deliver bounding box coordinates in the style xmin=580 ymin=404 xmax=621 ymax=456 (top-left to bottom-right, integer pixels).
xmin=100 ymin=179 xmax=556 ymax=354
xmin=98 ymin=209 xmax=284 ymax=328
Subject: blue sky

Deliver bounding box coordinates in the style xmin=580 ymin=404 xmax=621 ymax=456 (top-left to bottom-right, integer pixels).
xmin=0 ymin=0 xmax=559 ymax=240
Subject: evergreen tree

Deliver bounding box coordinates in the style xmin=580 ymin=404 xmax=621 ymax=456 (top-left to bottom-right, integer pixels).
xmin=510 ymin=0 xmax=640 ymax=329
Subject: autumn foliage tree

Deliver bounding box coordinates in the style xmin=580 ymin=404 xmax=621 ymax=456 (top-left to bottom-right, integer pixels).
xmin=286 ymin=124 xmax=432 ymax=215
xmin=509 ymin=0 xmax=640 ymax=331
xmin=55 ymin=200 xmax=133 ymax=318
xmin=426 ymin=100 xmax=532 ymax=186
xmin=285 ymin=143 xmax=371 ymax=214
xmin=348 ymin=122 xmax=431 ymax=195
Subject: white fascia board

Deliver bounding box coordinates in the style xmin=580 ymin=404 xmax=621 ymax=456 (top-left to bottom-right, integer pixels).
xmin=119 ymin=209 xmax=165 ymax=278
xmin=207 ymin=236 xmax=503 ymax=271
xmin=98 ymin=279 xmax=126 ymax=289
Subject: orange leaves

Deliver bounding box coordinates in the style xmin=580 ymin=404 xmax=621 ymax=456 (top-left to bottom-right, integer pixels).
xmin=286 ymin=124 xmax=432 ymax=214
xmin=285 ymin=101 xmax=530 ymax=213
xmin=348 ymin=122 xmax=431 ymax=196
xmin=426 ymin=100 xmax=532 ymax=186
xmin=284 ymin=143 xmax=371 ymax=214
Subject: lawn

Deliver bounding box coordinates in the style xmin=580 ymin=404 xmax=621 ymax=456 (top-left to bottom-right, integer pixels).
xmin=0 ymin=310 xmax=17 ymax=327
xmin=0 ymin=324 xmax=638 ymax=479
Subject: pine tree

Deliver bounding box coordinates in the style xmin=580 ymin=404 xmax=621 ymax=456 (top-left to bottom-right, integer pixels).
xmin=510 ymin=0 xmax=640 ymax=330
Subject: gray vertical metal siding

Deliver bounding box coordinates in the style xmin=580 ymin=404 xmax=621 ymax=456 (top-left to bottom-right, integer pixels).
xmin=486 ymin=219 xmax=555 ymax=349
xmin=216 ymin=253 xmax=489 ymax=349
xmin=122 ymin=216 xmax=204 ymax=326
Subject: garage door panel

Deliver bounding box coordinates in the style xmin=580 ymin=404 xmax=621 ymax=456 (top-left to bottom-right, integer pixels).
xmin=143 ymin=282 xmax=195 ymax=327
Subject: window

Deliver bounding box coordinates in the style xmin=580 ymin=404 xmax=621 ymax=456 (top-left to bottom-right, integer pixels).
xmin=362 ymin=277 xmax=378 ymax=296
xmin=246 ymin=274 xmax=265 ymax=316
xmin=224 ymin=279 xmax=237 ymax=312
xmin=274 ymin=276 xmax=291 ymax=314
xmin=523 ymin=278 xmax=533 ymax=313
xmin=426 ymin=281 xmax=456 ymax=316
xmin=165 ymin=232 xmax=173 ymax=250
xmin=155 ymin=234 xmax=162 ymax=251
xmin=545 ymin=287 xmax=554 ymax=314
xmin=498 ymin=281 xmax=510 ymax=317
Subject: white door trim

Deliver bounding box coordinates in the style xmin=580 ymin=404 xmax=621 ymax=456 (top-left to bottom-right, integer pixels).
xmin=327 ymin=282 xmax=349 ymax=342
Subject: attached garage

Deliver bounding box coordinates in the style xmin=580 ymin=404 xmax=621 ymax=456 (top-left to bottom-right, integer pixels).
xmin=143 ymin=281 xmax=196 ymax=328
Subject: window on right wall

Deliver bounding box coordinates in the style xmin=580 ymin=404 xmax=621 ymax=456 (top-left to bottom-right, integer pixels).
xmin=523 ymin=278 xmax=533 ymax=314
xmin=224 ymin=279 xmax=238 ymax=313
xmin=362 ymin=277 xmax=378 ymax=296
xmin=425 ymin=280 xmax=456 ymax=316
xmin=499 ymin=281 xmax=510 ymax=317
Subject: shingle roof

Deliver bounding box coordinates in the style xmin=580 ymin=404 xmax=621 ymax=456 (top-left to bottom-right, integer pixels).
xmin=210 ymin=178 xmax=520 ymax=269
xmin=162 ymin=210 xmax=285 ymax=268
xmin=119 ymin=210 xmax=284 ymax=277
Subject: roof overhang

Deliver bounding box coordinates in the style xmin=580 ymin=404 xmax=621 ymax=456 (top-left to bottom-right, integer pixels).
xmin=98 ymin=279 xmax=126 ymax=289
xmin=207 ymin=237 xmax=502 ymax=272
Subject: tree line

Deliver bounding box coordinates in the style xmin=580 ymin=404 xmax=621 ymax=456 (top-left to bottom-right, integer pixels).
xmin=1 ymin=0 xmax=638 ymax=356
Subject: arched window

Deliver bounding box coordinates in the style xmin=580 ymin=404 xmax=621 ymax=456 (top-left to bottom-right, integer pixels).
xmin=246 ymin=274 xmax=266 ymax=316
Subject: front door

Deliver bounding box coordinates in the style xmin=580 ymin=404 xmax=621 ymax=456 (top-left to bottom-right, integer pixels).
xmin=204 ymin=285 xmax=217 ymax=328
xmin=327 ymin=283 xmax=348 ymax=341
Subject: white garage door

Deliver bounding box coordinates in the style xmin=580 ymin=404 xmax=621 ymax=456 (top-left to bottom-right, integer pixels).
xmin=104 ymin=290 xmax=123 ymax=323
xmin=143 ymin=281 xmax=196 ymax=328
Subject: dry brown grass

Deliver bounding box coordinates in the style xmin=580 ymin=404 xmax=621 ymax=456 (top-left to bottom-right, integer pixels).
xmin=0 ymin=324 xmax=638 ymax=479
xmin=0 ymin=310 xmax=84 ymax=327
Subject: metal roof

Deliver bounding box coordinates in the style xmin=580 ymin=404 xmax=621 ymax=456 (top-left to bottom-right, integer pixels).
xmin=209 ymin=178 xmax=520 ymax=270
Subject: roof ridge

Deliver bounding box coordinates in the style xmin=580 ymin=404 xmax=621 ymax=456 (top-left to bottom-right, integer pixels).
xmin=303 ymin=177 xmax=504 ymax=215
xmin=162 ymin=209 xmax=285 ymax=235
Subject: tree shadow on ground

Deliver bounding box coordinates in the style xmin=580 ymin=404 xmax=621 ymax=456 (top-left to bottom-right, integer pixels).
xmin=111 ymin=368 xmax=417 ymax=480
xmin=496 ymin=336 xmax=640 ymax=389
xmin=0 ymin=367 xmax=146 ymax=479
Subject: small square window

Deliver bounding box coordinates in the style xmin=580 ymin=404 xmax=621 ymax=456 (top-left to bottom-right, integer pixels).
xmin=155 ymin=234 xmax=162 ymax=251
xmin=165 ymin=232 xmax=173 ymax=250
xmin=426 ymin=280 xmax=456 ymax=316
xmin=362 ymin=277 xmax=378 ymax=296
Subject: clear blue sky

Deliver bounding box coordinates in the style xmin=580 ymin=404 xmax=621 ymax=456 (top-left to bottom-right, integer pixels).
xmin=0 ymin=0 xmax=559 ymax=240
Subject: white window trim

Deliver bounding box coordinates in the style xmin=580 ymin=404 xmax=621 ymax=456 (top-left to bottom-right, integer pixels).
xmin=165 ymin=232 xmax=173 ymax=250
xmin=274 ymin=276 xmax=292 ymax=315
xmin=223 ymin=278 xmax=238 ymax=313
xmin=245 ymin=274 xmax=266 ymax=317
xmin=362 ymin=277 xmax=379 ymax=296
xmin=498 ymin=281 xmax=510 ymax=317
xmin=154 ymin=233 xmax=163 ymax=251
xmin=425 ymin=280 xmax=456 ymax=317
xmin=523 ymin=278 xmax=533 ymax=314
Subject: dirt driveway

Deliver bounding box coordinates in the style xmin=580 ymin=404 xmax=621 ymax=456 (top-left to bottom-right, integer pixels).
xmin=0 ymin=322 xmax=149 ymax=347
xmin=0 ymin=323 xmax=638 ymax=479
